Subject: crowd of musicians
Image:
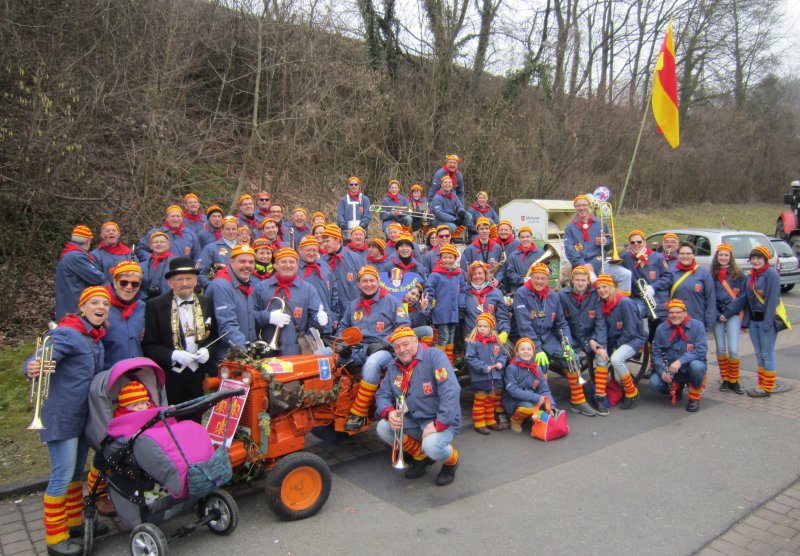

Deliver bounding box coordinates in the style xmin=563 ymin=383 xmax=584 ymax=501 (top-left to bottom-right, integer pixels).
xmin=26 ymin=154 xmax=785 ymax=554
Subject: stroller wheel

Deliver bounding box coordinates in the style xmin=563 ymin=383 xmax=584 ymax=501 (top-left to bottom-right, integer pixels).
xmin=200 ymin=489 xmax=239 ymax=536
xmin=129 ymin=523 xmax=168 ymax=556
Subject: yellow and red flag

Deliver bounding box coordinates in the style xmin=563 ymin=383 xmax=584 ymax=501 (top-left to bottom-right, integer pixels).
xmin=651 ymin=20 xmax=679 ymax=149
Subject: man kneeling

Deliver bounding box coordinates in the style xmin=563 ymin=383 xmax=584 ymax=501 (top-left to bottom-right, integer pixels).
xmin=375 ymin=326 xmax=462 ymax=486
xmin=650 ymin=299 xmax=708 ymax=412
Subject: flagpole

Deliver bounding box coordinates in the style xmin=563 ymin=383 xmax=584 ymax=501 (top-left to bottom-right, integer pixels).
xmin=617 ymin=81 xmax=654 ymax=214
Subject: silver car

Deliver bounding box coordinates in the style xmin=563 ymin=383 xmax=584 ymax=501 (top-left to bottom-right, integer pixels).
xmin=646 ymin=228 xmax=778 ymax=272
xmin=769 ymin=237 xmax=800 ymax=293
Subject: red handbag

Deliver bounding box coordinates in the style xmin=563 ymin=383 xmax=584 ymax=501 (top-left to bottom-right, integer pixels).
xmin=531 ymin=397 xmax=570 ymax=441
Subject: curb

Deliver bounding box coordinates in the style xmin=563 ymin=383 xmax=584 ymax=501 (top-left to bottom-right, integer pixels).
xmin=0 ymin=475 xmax=50 ymax=500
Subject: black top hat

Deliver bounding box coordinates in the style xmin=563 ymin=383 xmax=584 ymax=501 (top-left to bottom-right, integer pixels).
xmin=164 ymin=257 xmax=200 ymax=279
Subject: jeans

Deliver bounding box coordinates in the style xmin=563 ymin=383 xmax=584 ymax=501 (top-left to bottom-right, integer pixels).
xmin=376 ymin=420 xmax=456 ymax=462
xmin=46 ymin=436 xmax=89 ymax=497
xmin=436 ymin=323 xmax=456 ymax=347
xmin=649 ymin=359 xmax=707 ymax=393
xmin=748 ymin=320 xmax=777 ymax=371
xmin=361 ymin=349 xmax=395 ymax=384
xmin=609 ymin=344 xmax=637 ymax=380
xmin=713 ymin=315 xmax=741 ymax=360
xmin=413 ymin=325 xmax=433 ymax=340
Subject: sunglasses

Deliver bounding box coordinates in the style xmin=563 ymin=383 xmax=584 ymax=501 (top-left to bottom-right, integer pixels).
xmin=257 ymin=197 xmax=270 ymax=202
xmin=348 ymin=183 xmax=360 ymax=187
xmin=438 ymin=234 xmax=451 ymax=238
xmin=118 ymin=280 xmax=141 ymax=288
xmin=630 ymin=240 xmax=643 ymax=244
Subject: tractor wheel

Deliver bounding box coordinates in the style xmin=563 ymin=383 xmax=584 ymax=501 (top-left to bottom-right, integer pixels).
xmin=265 ymin=452 xmax=332 ymax=521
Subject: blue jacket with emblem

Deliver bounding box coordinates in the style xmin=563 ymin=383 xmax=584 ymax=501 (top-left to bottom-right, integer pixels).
xmin=102 ymin=296 xmax=145 ymax=369
xmin=652 ymin=316 xmax=708 ymax=374
xmin=136 ymin=226 xmax=200 ymax=262
xmin=601 ymin=294 xmax=646 ymax=352
xmin=54 ymin=244 xmax=108 ymax=320
xmin=563 ymin=216 xmax=610 ymax=273
xmin=505 ymin=244 xmax=545 ymax=292
xmin=253 ymin=275 xmax=323 ymax=355
xmin=197 ymin=239 xmax=236 ymax=288
xmin=465 ymin=338 xmax=507 ymax=391
xmin=336 ymin=193 xmax=372 ymax=230
xmin=713 ymin=272 xmax=747 ymax=320
xmin=337 ymin=289 xmax=410 ymax=346
xmin=513 ymin=283 xmax=573 ymax=357
xmin=424 ymin=263 xmax=465 ymax=325
xmin=298 ymin=259 xmax=338 ymax=335
xmin=654 ymin=264 xmax=717 ymax=330
xmin=89 ymin=244 xmax=137 ymax=283
xmin=502 ymin=356 xmax=554 ymax=414
xmin=621 ymin=249 xmax=670 ymax=318
xmin=743 ymin=265 xmax=781 ymax=329
xmin=460 ymin=238 xmax=506 ymax=285
xmin=205 ymin=267 xmax=258 ymax=352
xmin=558 ymin=287 xmax=607 ymax=354
xmin=464 ymin=284 xmax=510 ymax=336
xmin=323 ymin=248 xmax=362 ymax=319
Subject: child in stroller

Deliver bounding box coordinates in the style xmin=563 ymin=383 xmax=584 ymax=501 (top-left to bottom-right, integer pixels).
xmin=84 ymin=357 xmax=242 ymax=556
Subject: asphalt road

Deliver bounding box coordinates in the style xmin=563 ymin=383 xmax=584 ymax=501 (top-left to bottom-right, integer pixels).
xmin=87 ymin=289 xmax=800 ymax=556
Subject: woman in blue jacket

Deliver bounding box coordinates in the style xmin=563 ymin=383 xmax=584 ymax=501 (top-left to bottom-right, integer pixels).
xmin=711 ymin=244 xmax=747 ymax=394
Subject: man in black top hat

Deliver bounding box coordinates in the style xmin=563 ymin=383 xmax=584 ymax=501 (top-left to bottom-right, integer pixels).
xmin=142 ymin=257 xmax=218 ymax=409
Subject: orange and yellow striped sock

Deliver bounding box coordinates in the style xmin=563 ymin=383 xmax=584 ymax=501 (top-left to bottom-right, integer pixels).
xmin=620 ymin=373 xmax=638 ymax=398
xmin=728 ymin=359 xmax=740 ymax=383
xmin=483 ymin=394 xmax=497 ymax=426
xmin=432 ymin=328 xmax=440 ymax=345
xmin=44 ymin=494 xmax=69 ymax=546
xmin=87 ymin=464 xmax=106 ymax=496
xmin=350 ymin=380 xmax=378 ymax=417
xmin=688 ymin=384 xmax=702 ymax=401
xmin=443 ymin=447 xmax=459 ymax=466
xmin=594 ymin=366 xmax=609 ymax=397
xmin=472 ymin=392 xmax=487 ymax=429
xmin=761 ymin=370 xmax=777 ymax=392
xmin=420 ymin=335 xmax=433 ymax=346
xmin=566 ymin=371 xmax=587 ymax=405
xmin=402 ymin=435 xmax=426 ymax=461
xmin=64 ymin=481 xmax=84 ymax=528
xmin=493 ymin=389 xmax=504 ymax=413
xmin=453 ymin=225 xmax=466 ymax=240
xmin=716 ymin=354 xmax=730 ymax=382
xmin=511 ymin=407 xmax=536 ymax=423
xmin=445 ymin=344 xmax=455 ymax=365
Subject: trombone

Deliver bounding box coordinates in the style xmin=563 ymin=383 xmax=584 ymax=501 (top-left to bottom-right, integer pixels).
xmin=594 ymin=201 xmax=622 ymax=273
xmin=391 ymin=394 xmax=409 ymax=470
xmin=28 ymin=335 xmax=56 ymax=430
xmin=636 ymin=278 xmax=658 ymax=319
xmin=369 ymin=204 xmax=433 ymax=220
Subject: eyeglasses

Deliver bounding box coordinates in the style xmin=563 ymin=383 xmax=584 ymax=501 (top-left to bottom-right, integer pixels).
xmin=118 ymin=280 xmax=141 ymax=288
xmin=630 ymin=240 xmax=643 ymax=244
xmin=438 ymin=234 xmax=451 ymax=238
xmin=348 ymin=183 xmax=360 ymax=187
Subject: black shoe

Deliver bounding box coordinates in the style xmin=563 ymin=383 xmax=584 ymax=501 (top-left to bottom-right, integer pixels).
xmin=718 ymin=381 xmax=729 ymax=392
xmin=620 ymin=395 xmax=638 ymax=410
xmin=593 ymin=395 xmax=609 ymax=416
xmin=474 ymin=426 xmax=491 ymax=435
xmin=405 ymin=457 xmax=434 ymax=479
xmin=344 ymin=414 xmax=365 ymax=431
xmin=686 ymin=399 xmax=700 ymax=412
xmin=729 ymin=382 xmax=745 ymax=395
xmin=435 ymin=461 xmax=459 ymax=486
xmin=69 ymin=520 xmax=109 ymax=539
xmin=47 ymin=540 xmax=82 ymax=556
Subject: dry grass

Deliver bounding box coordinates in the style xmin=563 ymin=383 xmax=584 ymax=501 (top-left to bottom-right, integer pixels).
xmin=615 ymin=203 xmax=783 ymax=237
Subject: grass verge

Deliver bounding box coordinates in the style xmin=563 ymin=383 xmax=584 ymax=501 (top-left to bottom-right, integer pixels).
xmin=616 ymin=202 xmax=783 ymax=237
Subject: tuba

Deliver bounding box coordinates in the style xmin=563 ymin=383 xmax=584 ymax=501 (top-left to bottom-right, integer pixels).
xmin=28 ymin=334 xmax=56 ymax=430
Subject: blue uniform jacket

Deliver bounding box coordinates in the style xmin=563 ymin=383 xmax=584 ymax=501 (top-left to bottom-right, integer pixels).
xmin=375 ymin=345 xmax=461 ymax=433
xmin=324 ymin=249 xmax=361 ymax=318
xmin=743 ymin=266 xmax=781 ymax=328
xmin=513 ymin=284 xmax=573 ymax=357
xmin=502 ymin=357 xmax=554 ymax=414
xmin=197 ymin=239 xmax=236 ymax=288
xmin=379 ymin=195 xmax=409 ymax=230
xmin=343 ymin=244 xmax=369 ymax=267
xmin=602 ymin=294 xmax=646 ymax=352
xmin=253 ymin=276 xmax=323 ymax=355
xmin=89 ymin=244 xmax=137 ymax=283
xmin=464 ymin=284 xmax=510 ymax=336
xmin=183 ymin=213 xmax=207 ymax=237
xmin=336 ymin=193 xmax=372 ymax=230
xmin=298 ymin=260 xmax=339 ymax=335
xmin=621 ymin=249 xmax=670 ymax=318
xmin=424 ymin=264 xmax=465 ymax=325
xmin=563 ymin=217 xmax=611 ymax=273
xmin=198 ymin=225 xmax=221 ymax=247
xmin=337 ymin=289 xmax=410 ymax=346
xmin=24 ymin=318 xmax=104 ymax=442
xmin=465 ymin=339 xmax=507 ymax=390
xmin=558 ymin=287 xmax=607 ymax=354
xmin=655 ymin=265 xmax=717 ymax=330
xmin=205 ymin=267 xmax=258 ymax=350
xmin=431 ymin=190 xmax=466 ymax=225
xmin=428 ymin=167 xmax=465 ymax=204
xmin=141 ymin=254 xmax=172 ymax=300
xmin=505 ymin=245 xmax=545 ymax=292
xmin=381 ymin=254 xmax=428 ymax=281
xmin=713 ymin=273 xmax=747 ymax=320
xmin=287 ymin=225 xmax=311 ymax=249
xmin=235 ymin=212 xmax=261 ymax=236
xmin=407 ymin=304 xmax=431 ymax=328
xmin=54 ymin=245 xmax=108 ymax=320
xmin=460 ymin=239 xmax=506 ymax=285
xmin=137 ymin=226 xmax=200 ymax=262
xmin=652 ymin=317 xmax=708 ymax=374
xmin=102 ymin=300 xmax=145 ymax=369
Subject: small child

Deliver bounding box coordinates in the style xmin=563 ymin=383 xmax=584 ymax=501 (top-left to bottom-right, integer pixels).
xmin=465 ymin=313 xmax=508 ymax=434
xmin=114 ymin=380 xmax=153 ymax=417
xmin=253 ymin=239 xmax=274 ymax=281
xmin=423 ymin=243 xmax=465 ymax=365
xmin=503 ymin=338 xmax=556 ymax=434
xmin=403 ymin=283 xmax=432 ymax=343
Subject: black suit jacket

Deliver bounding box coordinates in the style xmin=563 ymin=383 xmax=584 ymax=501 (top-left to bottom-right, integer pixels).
xmin=142 ymin=291 xmax=218 ymax=376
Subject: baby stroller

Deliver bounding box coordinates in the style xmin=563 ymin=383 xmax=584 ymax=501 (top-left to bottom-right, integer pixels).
xmin=85 ymin=357 xmax=243 ymax=555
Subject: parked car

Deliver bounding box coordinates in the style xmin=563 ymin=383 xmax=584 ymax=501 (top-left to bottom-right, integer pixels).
xmin=646 ymin=228 xmax=778 ymax=273
xmin=769 ymin=237 xmax=800 ymax=293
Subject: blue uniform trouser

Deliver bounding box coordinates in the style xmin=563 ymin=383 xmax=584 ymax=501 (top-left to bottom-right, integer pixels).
xmin=46 ymin=436 xmax=89 ymax=496
xmin=713 ymin=315 xmax=740 ymax=360
xmin=748 ymin=320 xmax=777 ymax=372
xmin=362 ymin=350 xmax=395 ymax=385
xmin=376 ymin=420 xmax=455 ymax=462
xmin=649 ymin=359 xmax=707 ymax=393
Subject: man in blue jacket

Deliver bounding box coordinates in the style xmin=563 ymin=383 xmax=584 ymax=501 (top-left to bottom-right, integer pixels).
xmin=55 ymin=225 xmax=108 ymax=320
xmin=428 ymin=154 xmax=465 ymax=204
xmin=336 ymin=176 xmax=372 ymax=236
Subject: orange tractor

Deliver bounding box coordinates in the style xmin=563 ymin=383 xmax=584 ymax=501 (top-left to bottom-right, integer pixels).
xmin=203 ymin=329 xmax=369 ymax=521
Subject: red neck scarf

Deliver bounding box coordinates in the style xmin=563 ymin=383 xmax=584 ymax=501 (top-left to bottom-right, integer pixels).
xmin=150 ymin=251 xmax=171 ymax=269
xmin=347 ymin=189 xmax=362 ymax=202
xmin=274 ymin=273 xmax=295 ymax=301
xmin=572 ymin=215 xmax=594 ymax=242
xmin=183 ymin=211 xmax=203 ymax=224
xmin=254 ymin=264 xmax=273 ymax=280
xmin=676 ymin=261 xmax=698 ymax=273
xmin=571 ymin=290 xmax=589 ymax=305
xmin=304 ymin=262 xmax=322 ymax=279
xmin=105 ymin=285 xmax=139 ymax=320
xmin=163 ymin=220 xmax=185 ymax=237
xmin=497 ymin=235 xmax=515 ymax=246
xmin=327 ymin=252 xmax=343 ymax=272
xmin=437 ymin=188 xmax=454 ymax=200
xmin=396 ymin=357 xmax=421 ymax=393
xmin=633 ymin=247 xmax=653 ymax=268
xmin=294 ymin=225 xmax=308 ymax=232
xmin=474 ymin=333 xmax=496 ymax=345
xmin=258 ymin=209 xmax=270 ymax=218
xmin=97 ymin=241 xmax=132 ymax=256
xmin=432 ymin=262 xmax=461 ymax=277
xmin=471 ymin=238 xmax=497 ymax=252
xmin=471 ymin=202 xmax=490 ymax=214
xmin=265 ymin=238 xmax=282 ymax=252
xmin=238 ymin=212 xmax=256 ymax=224
xmin=204 ymin=225 xmax=222 ymax=240
xmin=749 ymin=263 xmax=771 ymax=289
xmin=668 ymin=316 xmax=691 ymax=342
xmin=58 ymin=314 xmax=105 ymax=343
xmin=348 ymin=243 xmax=368 ymax=252
xmin=512 ymin=356 xmax=540 ymax=378
xmin=469 ymin=284 xmax=494 ymax=307
xmin=517 ymin=242 xmax=537 ymax=255
xmin=355 ymin=290 xmax=384 ymax=316
xmin=717 ymin=265 xmax=729 ymax=283
xmin=216 ymin=266 xmax=252 ymax=296
xmin=602 ymin=292 xmax=623 ymax=316
xmin=393 ymin=257 xmax=418 ymax=272
xmin=408 ymin=196 xmax=422 ymax=208
xmin=525 ymin=280 xmax=550 ymax=301
xmin=386 ymin=192 xmax=401 ymax=203
xmin=367 ymin=254 xmax=387 ymax=264
xmin=59 ymin=242 xmax=87 ymax=260
xmin=442 ymin=163 xmax=458 ymax=186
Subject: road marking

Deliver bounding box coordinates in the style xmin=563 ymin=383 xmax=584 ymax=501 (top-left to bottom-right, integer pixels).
xmin=784 ymin=303 xmax=800 ymax=309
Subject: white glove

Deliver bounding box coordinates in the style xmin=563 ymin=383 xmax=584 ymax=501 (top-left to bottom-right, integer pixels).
xmin=194 ymin=347 xmax=210 ymax=364
xmin=269 ymin=310 xmax=291 ymax=328
xmin=316 ymin=305 xmax=329 ymax=327
xmin=645 ymin=285 xmax=655 ymax=299
xmin=171 ymin=350 xmax=195 ymax=367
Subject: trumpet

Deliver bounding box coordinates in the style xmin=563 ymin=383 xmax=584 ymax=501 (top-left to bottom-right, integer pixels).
xmin=258 ymin=296 xmax=287 ymax=352
xmin=391 ymin=395 xmax=409 ymax=470
xmin=560 ymin=329 xmax=586 ymax=385
xmin=28 ymin=335 xmax=56 ymax=430
xmin=636 ymin=278 xmax=658 ymax=319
